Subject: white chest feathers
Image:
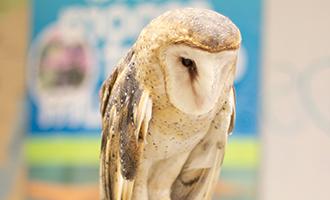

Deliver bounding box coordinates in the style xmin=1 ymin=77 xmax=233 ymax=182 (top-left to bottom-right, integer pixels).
xmin=144 ymin=126 xmax=207 ymax=160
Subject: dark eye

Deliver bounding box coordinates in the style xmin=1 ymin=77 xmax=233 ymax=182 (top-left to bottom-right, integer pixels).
xmin=180 ymin=57 xmax=198 ymax=80
xmin=180 ymin=57 xmax=195 ymax=68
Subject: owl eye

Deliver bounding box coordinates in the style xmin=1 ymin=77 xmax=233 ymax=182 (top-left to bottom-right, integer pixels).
xmin=180 ymin=57 xmax=196 ymax=69
xmin=180 ymin=57 xmax=198 ymax=80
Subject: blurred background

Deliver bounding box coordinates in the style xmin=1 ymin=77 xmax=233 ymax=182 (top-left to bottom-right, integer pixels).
xmin=0 ymin=0 xmax=329 ymax=200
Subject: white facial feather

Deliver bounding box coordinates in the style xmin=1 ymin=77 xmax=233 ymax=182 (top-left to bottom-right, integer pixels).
xmin=163 ymin=44 xmax=237 ymax=115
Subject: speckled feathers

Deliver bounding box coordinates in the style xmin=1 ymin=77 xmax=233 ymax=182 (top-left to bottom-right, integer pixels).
xmin=99 ymin=8 xmax=239 ymax=200
xmin=135 ymin=8 xmax=241 ymax=54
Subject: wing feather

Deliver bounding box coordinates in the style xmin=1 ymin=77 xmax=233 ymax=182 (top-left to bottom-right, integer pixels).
xmin=228 ymin=87 xmax=236 ymax=134
xmin=100 ymin=50 xmax=152 ymax=200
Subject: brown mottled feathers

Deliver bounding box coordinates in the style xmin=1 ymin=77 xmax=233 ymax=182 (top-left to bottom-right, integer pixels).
xmin=100 ymin=49 xmax=152 ymax=200
xmin=135 ymin=8 xmax=241 ymax=57
xmin=99 ymin=7 xmax=239 ymax=200
xmin=228 ymin=87 xmax=236 ymax=134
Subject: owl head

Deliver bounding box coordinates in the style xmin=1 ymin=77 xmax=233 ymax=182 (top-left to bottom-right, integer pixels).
xmin=135 ymin=8 xmax=241 ymax=115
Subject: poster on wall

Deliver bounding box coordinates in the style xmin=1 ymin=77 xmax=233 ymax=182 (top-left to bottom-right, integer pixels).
xmin=27 ymin=0 xmax=261 ymax=199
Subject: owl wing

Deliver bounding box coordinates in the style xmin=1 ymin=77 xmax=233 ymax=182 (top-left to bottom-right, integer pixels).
xmin=171 ymin=87 xmax=236 ymax=200
xmin=99 ymin=50 xmax=153 ymax=200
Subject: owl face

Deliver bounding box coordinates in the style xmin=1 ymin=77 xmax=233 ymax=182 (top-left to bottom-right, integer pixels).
xmin=161 ymin=44 xmax=238 ymax=115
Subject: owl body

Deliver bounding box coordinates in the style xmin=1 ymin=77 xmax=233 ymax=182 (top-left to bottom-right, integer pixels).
xmin=136 ymin=84 xmax=234 ymax=200
xmin=141 ymin=72 xmax=218 ymax=161
xmin=100 ymin=8 xmax=240 ymax=200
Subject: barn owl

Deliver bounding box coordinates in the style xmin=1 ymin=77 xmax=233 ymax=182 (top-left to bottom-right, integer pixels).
xmin=100 ymin=8 xmax=241 ymax=200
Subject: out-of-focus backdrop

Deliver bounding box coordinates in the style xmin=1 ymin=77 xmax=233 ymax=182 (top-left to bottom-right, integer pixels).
xmin=0 ymin=0 xmax=329 ymax=200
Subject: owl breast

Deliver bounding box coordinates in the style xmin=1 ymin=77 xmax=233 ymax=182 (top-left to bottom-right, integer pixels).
xmin=143 ymin=106 xmax=215 ymax=161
